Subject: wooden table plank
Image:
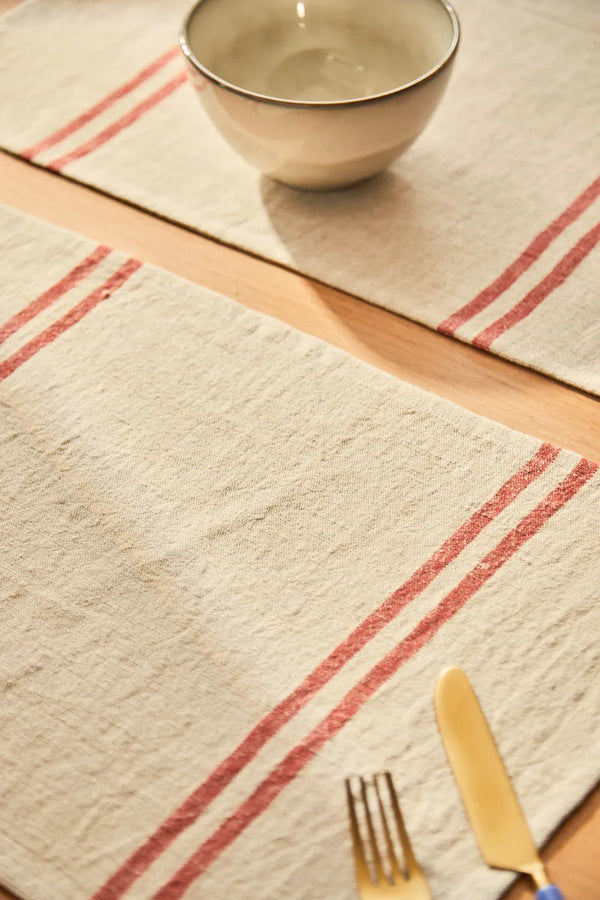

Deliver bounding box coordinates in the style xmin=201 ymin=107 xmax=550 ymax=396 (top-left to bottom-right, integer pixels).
xmin=0 ymin=150 xmax=599 ymax=900
xmin=504 ymin=786 xmax=600 ymax=899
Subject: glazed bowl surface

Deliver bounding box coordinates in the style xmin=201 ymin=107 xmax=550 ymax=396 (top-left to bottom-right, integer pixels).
xmin=181 ymin=0 xmax=460 ymax=190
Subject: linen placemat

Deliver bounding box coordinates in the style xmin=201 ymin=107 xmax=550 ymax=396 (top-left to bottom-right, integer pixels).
xmin=0 ymin=0 xmax=599 ymax=396
xmin=0 ymin=204 xmax=599 ymax=900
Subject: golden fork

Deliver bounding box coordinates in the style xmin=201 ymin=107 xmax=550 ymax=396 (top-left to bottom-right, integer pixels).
xmin=345 ymin=772 xmax=431 ymax=900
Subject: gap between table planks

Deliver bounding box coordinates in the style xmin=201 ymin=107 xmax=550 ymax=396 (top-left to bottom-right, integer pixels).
xmin=1 ymin=96 xmax=600 ymax=900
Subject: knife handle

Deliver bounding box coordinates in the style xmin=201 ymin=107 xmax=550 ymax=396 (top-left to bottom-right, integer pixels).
xmin=536 ymin=887 xmax=565 ymax=900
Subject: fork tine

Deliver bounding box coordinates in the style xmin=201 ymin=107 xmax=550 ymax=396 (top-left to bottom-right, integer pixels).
xmin=384 ymin=772 xmax=420 ymax=877
xmin=359 ymin=776 xmax=387 ymax=885
xmin=374 ymin=773 xmax=405 ymax=884
xmin=345 ymin=778 xmax=371 ymax=884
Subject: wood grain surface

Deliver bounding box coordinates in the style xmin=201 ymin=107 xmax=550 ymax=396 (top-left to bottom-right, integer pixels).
xmin=1 ymin=118 xmax=599 ymax=900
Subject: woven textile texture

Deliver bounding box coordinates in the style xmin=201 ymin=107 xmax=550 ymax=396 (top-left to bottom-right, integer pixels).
xmin=0 ymin=205 xmax=599 ymax=900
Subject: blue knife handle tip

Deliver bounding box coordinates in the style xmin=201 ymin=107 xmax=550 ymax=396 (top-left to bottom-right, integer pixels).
xmin=536 ymin=887 xmax=565 ymax=900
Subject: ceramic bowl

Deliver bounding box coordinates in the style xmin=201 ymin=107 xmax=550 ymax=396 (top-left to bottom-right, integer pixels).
xmin=180 ymin=0 xmax=460 ymax=190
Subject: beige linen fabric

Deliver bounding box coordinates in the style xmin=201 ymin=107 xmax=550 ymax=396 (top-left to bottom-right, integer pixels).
xmin=0 ymin=204 xmax=599 ymax=900
xmin=0 ymin=0 xmax=599 ymax=394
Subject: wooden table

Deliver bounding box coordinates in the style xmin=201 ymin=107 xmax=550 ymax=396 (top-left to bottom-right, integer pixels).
xmin=0 ymin=27 xmax=599 ymax=896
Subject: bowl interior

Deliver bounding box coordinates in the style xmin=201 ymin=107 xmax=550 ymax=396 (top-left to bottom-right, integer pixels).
xmin=184 ymin=0 xmax=457 ymax=103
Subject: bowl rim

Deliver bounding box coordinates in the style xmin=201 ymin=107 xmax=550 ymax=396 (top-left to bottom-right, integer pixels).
xmin=180 ymin=0 xmax=460 ymax=108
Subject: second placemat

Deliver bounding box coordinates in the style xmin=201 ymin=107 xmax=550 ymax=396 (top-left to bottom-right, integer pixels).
xmin=0 ymin=204 xmax=599 ymax=900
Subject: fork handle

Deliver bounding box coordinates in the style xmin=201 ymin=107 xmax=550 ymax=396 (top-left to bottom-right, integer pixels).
xmin=536 ymin=887 xmax=565 ymax=900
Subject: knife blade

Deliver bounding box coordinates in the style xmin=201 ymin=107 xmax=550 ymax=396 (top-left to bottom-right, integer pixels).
xmin=434 ymin=666 xmax=565 ymax=899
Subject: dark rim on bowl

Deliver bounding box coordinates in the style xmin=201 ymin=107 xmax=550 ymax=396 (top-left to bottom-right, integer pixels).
xmin=180 ymin=0 xmax=460 ymax=108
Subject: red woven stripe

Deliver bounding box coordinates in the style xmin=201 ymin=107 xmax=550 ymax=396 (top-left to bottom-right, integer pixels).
xmin=21 ymin=48 xmax=179 ymax=161
xmin=473 ymin=221 xmax=600 ymax=350
xmin=90 ymin=443 xmax=558 ymax=900
xmin=0 ymin=259 xmax=141 ymax=383
xmin=0 ymin=246 xmax=111 ymax=346
xmin=48 ymin=72 xmax=187 ymax=172
xmin=438 ymin=175 xmax=600 ymax=336
xmin=154 ymin=457 xmax=598 ymax=899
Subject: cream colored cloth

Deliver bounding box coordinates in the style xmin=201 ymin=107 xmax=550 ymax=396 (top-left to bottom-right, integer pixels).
xmin=0 ymin=0 xmax=599 ymax=395
xmin=0 ymin=204 xmax=599 ymax=900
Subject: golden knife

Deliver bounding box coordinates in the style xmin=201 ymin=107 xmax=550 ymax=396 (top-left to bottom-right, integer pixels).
xmin=434 ymin=666 xmax=565 ymax=899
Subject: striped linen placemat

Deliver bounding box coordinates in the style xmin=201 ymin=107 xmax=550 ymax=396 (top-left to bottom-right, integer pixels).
xmin=0 ymin=204 xmax=599 ymax=900
xmin=0 ymin=0 xmax=599 ymax=395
